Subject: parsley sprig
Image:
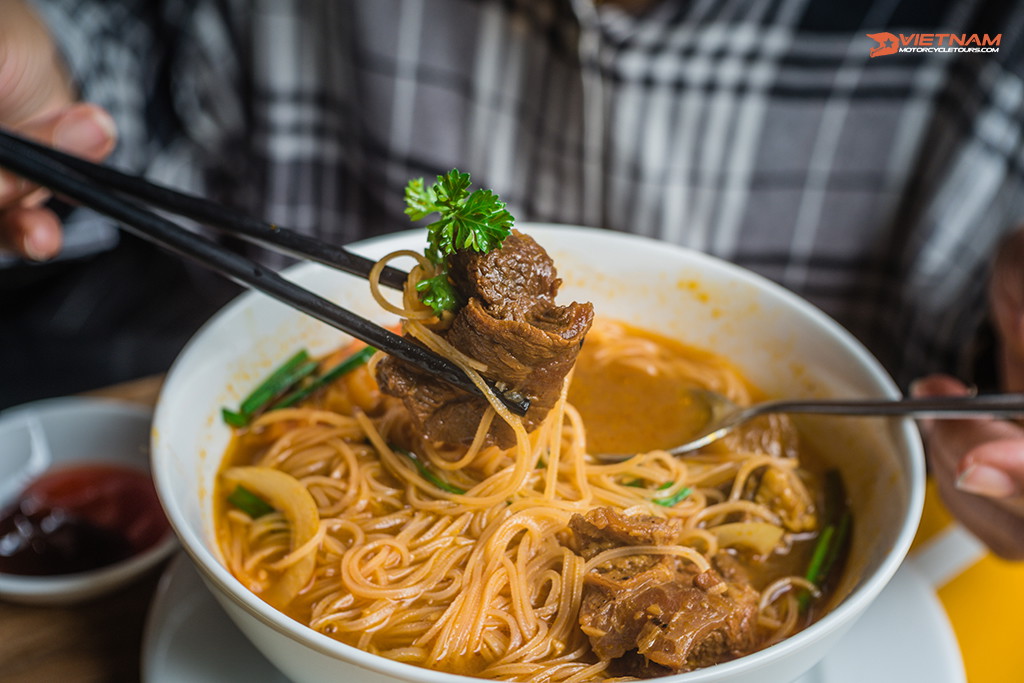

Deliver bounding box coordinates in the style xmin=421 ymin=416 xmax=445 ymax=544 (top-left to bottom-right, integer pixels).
xmin=404 ymin=169 xmax=514 ymax=314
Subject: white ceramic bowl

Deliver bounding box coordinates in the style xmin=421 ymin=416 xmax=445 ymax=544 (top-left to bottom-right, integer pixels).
xmin=153 ymin=225 xmax=925 ymax=683
xmin=0 ymin=397 xmax=177 ymax=605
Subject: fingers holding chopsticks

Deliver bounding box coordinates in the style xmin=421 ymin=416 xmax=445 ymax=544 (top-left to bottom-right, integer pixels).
xmin=0 ymin=103 xmax=118 ymax=260
xmin=0 ymin=0 xmax=117 ymax=260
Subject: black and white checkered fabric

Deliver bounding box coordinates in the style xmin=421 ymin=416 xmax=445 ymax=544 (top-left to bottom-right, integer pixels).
xmin=23 ymin=0 xmax=1024 ymax=390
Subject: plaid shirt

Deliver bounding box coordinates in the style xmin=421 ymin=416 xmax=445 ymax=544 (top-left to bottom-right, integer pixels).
xmin=22 ymin=0 xmax=1024 ymax=391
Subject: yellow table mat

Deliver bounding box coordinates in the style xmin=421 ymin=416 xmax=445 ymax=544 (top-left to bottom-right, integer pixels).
xmin=912 ymin=480 xmax=1024 ymax=683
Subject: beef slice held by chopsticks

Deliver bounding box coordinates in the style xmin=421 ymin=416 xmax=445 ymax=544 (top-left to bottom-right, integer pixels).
xmin=377 ymin=230 xmax=593 ymax=449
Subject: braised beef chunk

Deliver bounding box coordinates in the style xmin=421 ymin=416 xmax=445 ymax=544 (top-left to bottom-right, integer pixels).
xmin=448 ymin=230 xmax=560 ymax=317
xmin=377 ymin=231 xmax=594 ymax=447
xmin=569 ymin=508 xmax=762 ymax=676
xmin=571 ymin=506 xmax=675 ymax=559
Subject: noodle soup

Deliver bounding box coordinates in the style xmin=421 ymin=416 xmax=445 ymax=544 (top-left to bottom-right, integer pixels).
xmin=154 ymin=225 xmax=923 ymax=683
xmin=214 ymin=318 xmax=847 ymax=681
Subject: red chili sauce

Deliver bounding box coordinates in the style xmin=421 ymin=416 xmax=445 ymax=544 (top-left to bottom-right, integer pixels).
xmin=0 ymin=463 xmax=170 ymax=576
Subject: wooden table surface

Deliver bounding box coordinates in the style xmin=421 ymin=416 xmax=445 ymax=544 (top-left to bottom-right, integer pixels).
xmin=0 ymin=376 xmax=166 ymax=683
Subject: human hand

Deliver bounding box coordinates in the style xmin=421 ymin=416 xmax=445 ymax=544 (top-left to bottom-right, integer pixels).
xmin=914 ymin=227 xmax=1024 ymax=559
xmin=0 ymin=0 xmax=117 ymax=260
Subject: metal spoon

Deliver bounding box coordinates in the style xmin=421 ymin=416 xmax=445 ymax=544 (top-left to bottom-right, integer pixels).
xmin=594 ymin=389 xmax=1024 ymax=463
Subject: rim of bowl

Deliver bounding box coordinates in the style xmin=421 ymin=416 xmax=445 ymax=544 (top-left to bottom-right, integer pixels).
xmin=153 ymin=224 xmax=926 ymax=682
xmin=0 ymin=534 xmax=178 ymax=605
xmin=0 ymin=397 xmax=178 ymax=604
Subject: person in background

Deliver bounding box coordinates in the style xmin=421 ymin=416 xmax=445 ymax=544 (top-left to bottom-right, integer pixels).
xmin=0 ymin=0 xmax=242 ymax=401
xmin=1 ymin=0 xmax=1022 ymax=556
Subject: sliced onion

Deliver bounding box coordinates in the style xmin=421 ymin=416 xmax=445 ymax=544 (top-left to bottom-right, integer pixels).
xmin=711 ymin=522 xmax=785 ymax=555
xmin=224 ymin=466 xmax=320 ymax=606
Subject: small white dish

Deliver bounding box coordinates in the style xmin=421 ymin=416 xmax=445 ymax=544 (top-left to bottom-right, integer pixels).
xmin=0 ymin=397 xmax=177 ymax=605
xmin=141 ymin=553 xmax=964 ymax=683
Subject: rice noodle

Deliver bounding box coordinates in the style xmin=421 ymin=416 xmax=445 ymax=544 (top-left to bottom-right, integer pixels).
xmin=215 ymin=264 xmax=832 ymax=682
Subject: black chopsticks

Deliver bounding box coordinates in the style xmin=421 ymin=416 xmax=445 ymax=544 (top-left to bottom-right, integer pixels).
xmin=7 ymin=132 xmax=409 ymax=291
xmin=0 ymin=128 xmax=530 ymax=416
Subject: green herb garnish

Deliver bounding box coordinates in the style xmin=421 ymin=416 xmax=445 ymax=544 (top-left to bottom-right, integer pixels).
xmin=622 ymin=479 xmax=685 ymax=504
xmin=622 ymin=479 xmax=673 ymax=489
xmin=804 ymin=525 xmax=835 ymax=585
xmin=221 ymin=349 xmax=314 ymax=426
xmin=816 ymin=510 xmax=852 ymax=581
xmin=394 ymin=446 xmax=467 ymax=495
xmin=653 ymin=486 xmax=693 ymax=507
xmin=404 ymin=169 xmax=514 ymax=314
xmin=238 ymin=350 xmax=314 ymax=415
xmin=622 ymin=479 xmax=671 ymax=489
xmin=800 ymin=469 xmax=851 ymax=610
xmin=415 ymin=273 xmax=461 ymax=314
xmin=275 ymin=346 xmax=377 ymax=408
xmin=221 ymin=346 xmax=376 ymax=427
xmin=227 ymin=485 xmax=275 ymax=518
xmin=221 ymin=408 xmax=249 ymax=428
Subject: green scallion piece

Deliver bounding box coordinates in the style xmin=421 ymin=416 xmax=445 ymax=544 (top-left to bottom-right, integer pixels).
xmin=622 ymin=479 xmax=673 ymax=489
xmin=273 ymin=346 xmax=377 ymax=409
xmin=654 ymin=486 xmax=693 ymax=507
xmin=227 ymin=485 xmax=275 ymax=518
xmin=221 ymin=349 xmax=313 ymax=427
xmin=239 ymin=353 xmax=317 ymax=415
xmin=818 ymin=509 xmax=852 ymax=582
xmin=394 ymin=447 xmax=466 ymax=495
xmin=799 ymin=521 xmax=840 ymax=611
xmin=822 ymin=468 xmax=845 ymax=523
xmin=804 ymin=525 xmax=836 ymax=586
xmin=221 ymin=408 xmax=248 ymax=428
xmin=799 ymin=468 xmax=851 ymax=610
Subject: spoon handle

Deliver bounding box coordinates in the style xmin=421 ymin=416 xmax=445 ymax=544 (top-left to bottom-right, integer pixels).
xmin=599 ymin=394 xmax=1024 ymax=463
xmin=756 ymin=394 xmax=1024 ymax=418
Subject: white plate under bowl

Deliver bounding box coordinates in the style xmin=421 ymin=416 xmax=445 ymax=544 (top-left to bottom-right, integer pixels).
xmin=0 ymin=397 xmax=177 ymax=604
xmin=141 ymin=553 xmax=964 ymax=683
